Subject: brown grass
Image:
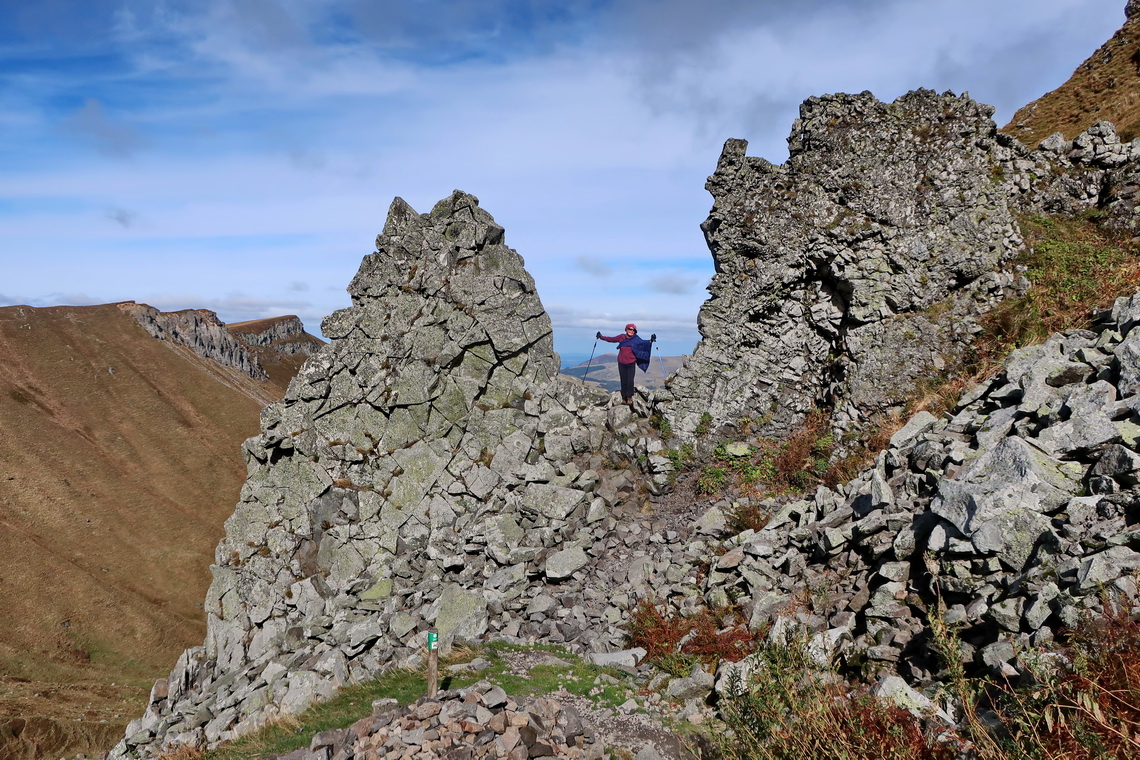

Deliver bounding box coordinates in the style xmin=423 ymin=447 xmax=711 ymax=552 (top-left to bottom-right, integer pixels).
xmin=627 ymin=601 xmax=760 ymax=677
xmin=985 ymin=606 xmax=1140 ymax=758
xmin=1002 ymin=12 xmax=1140 ymax=146
xmin=716 ymin=606 xmax=1140 ymax=760
xmin=714 ymin=640 xmax=962 ymax=760
xmin=0 ymin=303 xmax=299 ymax=759
xmin=158 ymin=745 xmax=207 ymax=760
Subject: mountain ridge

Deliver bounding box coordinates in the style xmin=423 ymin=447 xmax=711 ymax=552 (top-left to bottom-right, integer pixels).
xmin=0 ymin=302 xmax=321 ymax=760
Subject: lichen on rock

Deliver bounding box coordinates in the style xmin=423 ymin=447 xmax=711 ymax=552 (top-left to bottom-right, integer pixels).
xmin=111 ymin=191 xmax=620 ymax=756
xmin=663 ymin=90 xmax=1026 ymax=442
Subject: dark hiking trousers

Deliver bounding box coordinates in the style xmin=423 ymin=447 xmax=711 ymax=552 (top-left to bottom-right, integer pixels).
xmin=619 ymin=361 xmax=636 ymax=401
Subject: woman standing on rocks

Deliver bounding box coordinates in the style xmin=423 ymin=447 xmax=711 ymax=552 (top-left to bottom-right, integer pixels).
xmin=597 ymin=324 xmax=652 ymax=405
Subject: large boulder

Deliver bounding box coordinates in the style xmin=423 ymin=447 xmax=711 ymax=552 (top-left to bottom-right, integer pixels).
xmin=663 ymin=90 xmax=1023 ymax=441
xmin=110 ymin=191 xmax=616 ymax=757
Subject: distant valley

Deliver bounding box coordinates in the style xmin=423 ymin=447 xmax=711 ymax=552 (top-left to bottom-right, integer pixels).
xmin=561 ymin=352 xmax=687 ymax=393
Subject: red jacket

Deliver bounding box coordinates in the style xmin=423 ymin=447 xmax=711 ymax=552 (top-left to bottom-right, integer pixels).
xmin=600 ymin=334 xmax=637 ymax=364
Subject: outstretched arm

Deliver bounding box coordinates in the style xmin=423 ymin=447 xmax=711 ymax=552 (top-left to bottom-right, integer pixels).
xmin=598 ymin=334 xmax=623 ymax=343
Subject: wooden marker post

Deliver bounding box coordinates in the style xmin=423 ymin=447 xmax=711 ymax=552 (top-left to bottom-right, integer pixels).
xmin=426 ymin=629 xmax=439 ymax=698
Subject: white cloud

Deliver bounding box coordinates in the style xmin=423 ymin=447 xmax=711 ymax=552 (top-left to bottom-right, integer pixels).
xmin=0 ymin=0 xmax=1128 ymax=356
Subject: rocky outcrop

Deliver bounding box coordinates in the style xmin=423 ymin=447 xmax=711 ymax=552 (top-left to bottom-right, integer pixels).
xmin=693 ymin=292 xmax=1140 ymax=691
xmin=121 ymin=302 xmax=268 ymax=380
xmin=110 ymin=191 xmax=664 ymax=757
xmin=662 ymin=87 xmax=1140 ymax=447
xmin=661 ymin=90 xmax=1025 ymax=443
xmin=228 ymin=315 xmax=323 ymax=356
xmin=1002 ymin=119 xmax=1140 ymax=234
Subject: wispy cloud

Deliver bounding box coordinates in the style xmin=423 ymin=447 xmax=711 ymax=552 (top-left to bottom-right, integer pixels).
xmin=105 ymin=207 xmax=137 ymax=227
xmin=142 ymin=292 xmax=318 ymax=324
xmin=575 ymin=256 xmax=613 ymax=277
xmin=648 ymin=271 xmax=700 ymax=295
xmin=61 ymin=99 xmax=147 ymax=158
xmin=24 ymin=292 xmax=109 ymax=307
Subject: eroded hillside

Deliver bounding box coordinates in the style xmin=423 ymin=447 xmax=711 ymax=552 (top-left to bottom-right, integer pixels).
xmin=0 ymin=303 xmax=319 ymax=760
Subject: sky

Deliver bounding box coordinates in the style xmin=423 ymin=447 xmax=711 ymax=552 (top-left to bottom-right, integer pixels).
xmin=0 ymin=0 xmax=1128 ymax=363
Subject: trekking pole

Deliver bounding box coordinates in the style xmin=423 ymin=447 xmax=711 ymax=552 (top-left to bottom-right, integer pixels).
xmin=651 ymin=334 xmax=668 ymax=386
xmin=583 ymin=333 xmax=600 ymax=380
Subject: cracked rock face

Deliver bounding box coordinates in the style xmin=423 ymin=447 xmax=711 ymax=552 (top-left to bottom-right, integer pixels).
xmin=112 ymin=191 xmax=621 ymax=756
xmin=306 ymin=190 xmax=560 ymax=445
xmin=665 ymin=90 xmax=1140 ymax=445
xmin=697 ymin=293 xmax=1140 ymax=689
xmin=663 ymin=90 xmax=1024 ymax=441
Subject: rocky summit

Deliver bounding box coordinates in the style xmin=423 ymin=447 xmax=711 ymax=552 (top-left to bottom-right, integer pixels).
xmin=661 ymin=89 xmax=1140 ymax=446
xmin=662 ymin=91 xmax=1025 ymax=443
xmin=111 ymin=191 xmax=659 ymax=755
xmin=111 ymin=97 xmax=1140 ymax=757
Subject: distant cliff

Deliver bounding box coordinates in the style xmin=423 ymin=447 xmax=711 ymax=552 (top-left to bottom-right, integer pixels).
xmin=120 ymin=302 xmax=269 ymax=380
xmin=227 ymin=314 xmax=323 ymax=355
xmin=227 ymin=315 xmax=325 ymax=390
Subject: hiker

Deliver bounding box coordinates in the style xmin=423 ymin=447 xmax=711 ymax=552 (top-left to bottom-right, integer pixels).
xmin=596 ymin=324 xmax=652 ymax=404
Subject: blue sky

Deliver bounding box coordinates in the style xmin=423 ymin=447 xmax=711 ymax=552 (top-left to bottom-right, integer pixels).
xmin=0 ymin=0 xmax=1126 ymax=362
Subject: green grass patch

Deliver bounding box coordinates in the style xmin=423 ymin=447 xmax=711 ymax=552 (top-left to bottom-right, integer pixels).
xmin=687 ymin=411 xmax=836 ymax=500
xmin=194 ymin=645 xmax=639 ymax=760
xmin=479 ymin=642 xmax=636 ymax=709
xmin=980 ymin=213 xmax=1140 ymax=364
xmin=204 ymin=668 xmax=429 ymax=760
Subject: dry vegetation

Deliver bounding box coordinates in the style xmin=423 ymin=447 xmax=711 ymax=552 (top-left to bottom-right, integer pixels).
xmin=623 ymin=596 xmax=1140 ymax=759
xmin=0 ymin=304 xmax=299 ymax=760
xmin=1003 ymin=10 xmax=1140 ymax=146
xmin=627 ymin=600 xmax=760 ymax=678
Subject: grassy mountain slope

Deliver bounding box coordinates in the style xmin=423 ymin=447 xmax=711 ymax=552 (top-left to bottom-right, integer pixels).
xmin=1003 ymin=5 xmax=1140 ymax=145
xmin=0 ymin=303 xmax=311 ymax=760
